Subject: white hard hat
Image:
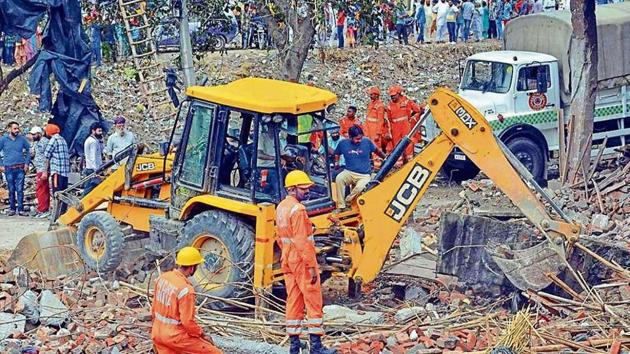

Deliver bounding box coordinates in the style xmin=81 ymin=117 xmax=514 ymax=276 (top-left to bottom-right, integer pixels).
xmin=29 ymin=126 xmax=44 ymax=135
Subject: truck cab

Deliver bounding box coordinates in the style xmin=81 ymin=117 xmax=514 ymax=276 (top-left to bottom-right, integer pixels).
xmin=428 ymin=51 xmax=561 ymax=183
xmin=431 ymin=2 xmax=630 ymax=183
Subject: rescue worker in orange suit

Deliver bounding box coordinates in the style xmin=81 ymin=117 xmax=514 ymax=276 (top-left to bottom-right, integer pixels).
xmin=338 ymin=106 xmax=364 ymax=138
xmin=276 ymin=170 xmax=337 ymax=354
xmin=364 ymin=86 xmax=390 ymax=151
xmin=151 ymin=247 xmax=223 ymax=354
xmin=386 ymin=85 xmax=424 ymax=161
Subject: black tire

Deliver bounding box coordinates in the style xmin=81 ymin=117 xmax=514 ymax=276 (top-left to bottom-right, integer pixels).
xmin=211 ymin=35 xmax=227 ymax=51
xmin=178 ymin=210 xmax=255 ymax=310
xmin=506 ymin=137 xmax=546 ymax=184
xmin=442 ymin=161 xmax=480 ymax=182
xmin=77 ymin=211 xmax=125 ymax=273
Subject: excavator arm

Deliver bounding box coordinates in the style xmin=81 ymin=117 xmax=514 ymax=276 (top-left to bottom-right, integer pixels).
xmin=353 ymin=88 xmax=580 ymax=289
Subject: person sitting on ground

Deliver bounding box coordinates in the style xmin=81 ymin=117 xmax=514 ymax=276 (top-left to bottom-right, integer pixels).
xmin=334 ymin=125 xmax=386 ymax=210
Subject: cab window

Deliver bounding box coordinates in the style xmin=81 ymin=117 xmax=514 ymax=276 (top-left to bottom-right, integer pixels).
xmin=517 ymin=65 xmax=551 ymax=91
xmin=179 ymin=104 xmax=214 ymax=188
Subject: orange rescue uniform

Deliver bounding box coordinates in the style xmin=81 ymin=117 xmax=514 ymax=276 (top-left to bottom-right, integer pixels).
xmin=151 ymin=270 xmax=222 ymax=354
xmin=339 ymin=116 xmax=364 ymax=138
xmin=276 ymin=195 xmax=324 ymax=336
xmin=365 ymin=98 xmax=389 ymax=149
xmin=386 ymin=96 xmax=423 ymax=156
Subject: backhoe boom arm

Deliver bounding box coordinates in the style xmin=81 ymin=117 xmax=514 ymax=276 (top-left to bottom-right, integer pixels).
xmin=353 ymin=88 xmax=580 ymax=284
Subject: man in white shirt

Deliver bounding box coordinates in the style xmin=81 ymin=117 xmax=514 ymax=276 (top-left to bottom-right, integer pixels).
xmin=83 ymin=122 xmax=104 ymax=196
xmin=433 ymin=0 xmax=450 ymax=43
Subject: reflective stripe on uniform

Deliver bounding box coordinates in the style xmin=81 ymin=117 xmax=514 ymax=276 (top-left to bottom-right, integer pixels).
xmin=286 ymin=319 xmax=302 ymax=326
xmin=155 ymin=312 xmax=181 ymax=325
xmin=308 ymin=327 xmax=325 ymax=335
xmin=306 ymin=318 xmax=323 ymax=326
xmin=287 ymin=327 xmax=302 ymax=335
xmin=366 ymin=118 xmax=380 ymax=122
xmin=280 ymin=236 xmax=314 ymax=244
xmin=177 ymin=287 xmax=190 ymax=299
xmin=391 ymin=116 xmax=408 ymax=123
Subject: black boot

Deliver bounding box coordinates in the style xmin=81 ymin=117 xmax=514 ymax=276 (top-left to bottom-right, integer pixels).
xmin=309 ymin=334 xmax=337 ymax=354
xmin=289 ymin=335 xmax=301 ymax=354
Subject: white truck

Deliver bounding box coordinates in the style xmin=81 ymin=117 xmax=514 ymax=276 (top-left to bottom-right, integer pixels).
xmin=427 ymin=2 xmax=630 ymax=183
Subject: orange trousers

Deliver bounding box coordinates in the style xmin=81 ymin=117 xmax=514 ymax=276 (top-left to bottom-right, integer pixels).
xmin=284 ymin=260 xmax=324 ymax=336
xmin=390 ymin=123 xmax=414 ymax=157
xmin=153 ymin=333 xmax=222 ymax=354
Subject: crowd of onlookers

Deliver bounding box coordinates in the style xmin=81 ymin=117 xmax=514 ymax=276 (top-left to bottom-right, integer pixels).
xmin=0 ymin=118 xmax=136 ymax=218
xmin=323 ymin=0 xmax=562 ymax=47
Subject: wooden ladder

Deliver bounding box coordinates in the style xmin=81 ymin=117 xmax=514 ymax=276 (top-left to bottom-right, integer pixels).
xmin=118 ymin=0 xmax=170 ymax=113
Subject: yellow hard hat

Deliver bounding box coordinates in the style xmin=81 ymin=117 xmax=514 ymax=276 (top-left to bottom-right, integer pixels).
xmin=285 ymin=170 xmax=314 ymax=188
xmin=176 ymin=247 xmax=205 ymax=266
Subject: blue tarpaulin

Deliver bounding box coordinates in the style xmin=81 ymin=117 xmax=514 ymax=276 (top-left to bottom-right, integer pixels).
xmin=0 ymin=0 xmax=107 ymax=155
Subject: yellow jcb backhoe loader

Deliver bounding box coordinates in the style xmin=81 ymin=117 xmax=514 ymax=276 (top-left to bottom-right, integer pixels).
xmin=10 ymin=78 xmax=583 ymax=308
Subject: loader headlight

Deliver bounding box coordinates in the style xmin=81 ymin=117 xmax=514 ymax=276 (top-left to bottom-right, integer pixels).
xmin=262 ymin=115 xmax=272 ymax=123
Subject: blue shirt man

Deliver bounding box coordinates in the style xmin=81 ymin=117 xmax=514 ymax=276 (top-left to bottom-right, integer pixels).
xmin=333 ymin=125 xmax=386 ymax=210
xmin=0 ymin=122 xmax=31 ymax=215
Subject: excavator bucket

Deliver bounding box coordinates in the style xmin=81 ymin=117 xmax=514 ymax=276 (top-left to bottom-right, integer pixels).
xmin=7 ymin=228 xmax=82 ymax=278
xmin=487 ymin=241 xmax=567 ymax=291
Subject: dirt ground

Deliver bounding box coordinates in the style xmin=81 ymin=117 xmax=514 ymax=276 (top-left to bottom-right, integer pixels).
xmin=0 ymin=216 xmax=50 ymax=250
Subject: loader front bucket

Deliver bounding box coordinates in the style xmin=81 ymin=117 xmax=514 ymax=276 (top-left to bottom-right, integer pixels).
xmin=7 ymin=228 xmax=82 ymax=278
xmin=487 ymin=240 xmax=566 ymax=291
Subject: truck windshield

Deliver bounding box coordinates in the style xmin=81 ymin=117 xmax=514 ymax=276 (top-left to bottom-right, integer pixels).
xmin=461 ymin=60 xmax=513 ymax=94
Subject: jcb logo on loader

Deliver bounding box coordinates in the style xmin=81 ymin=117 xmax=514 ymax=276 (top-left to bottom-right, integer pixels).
xmin=448 ymin=100 xmax=477 ymax=130
xmin=385 ymin=163 xmax=431 ymax=222
xmin=136 ymin=162 xmax=156 ymax=172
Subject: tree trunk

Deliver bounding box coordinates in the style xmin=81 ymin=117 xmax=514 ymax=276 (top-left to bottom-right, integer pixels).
xmin=261 ymin=1 xmax=315 ymax=82
xmin=565 ymin=0 xmax=598 ymax=184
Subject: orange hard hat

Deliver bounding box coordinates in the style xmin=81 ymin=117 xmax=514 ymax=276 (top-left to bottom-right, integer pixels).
xmin=367 ymin=86 xmax=381 ymax=95
xmin=388 ymin=85 xmax=403 ymax=96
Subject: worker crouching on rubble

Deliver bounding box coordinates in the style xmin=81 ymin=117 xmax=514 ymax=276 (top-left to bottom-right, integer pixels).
xmin=151 ymin=247 xmax=222 ymax=354
xmin=276 ymin=171 xmax=337 ymax=354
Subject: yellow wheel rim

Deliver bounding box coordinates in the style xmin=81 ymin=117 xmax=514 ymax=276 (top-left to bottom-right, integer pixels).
xmin=191 ymin=234 xmax=232 ymax=292
xmin=84 ymin=226 xmax=106 ymax=261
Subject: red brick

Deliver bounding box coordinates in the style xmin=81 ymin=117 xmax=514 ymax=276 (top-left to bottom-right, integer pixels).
xmin=419 ymin=336 xmax=436 ymax=348
xmin=389 ymin=345 xmax=406 ymax=354
xmin=610 ymin=340 xmax=621 ymax=354
xmin=395 ymin=331 xmax=410 ymax=344
xmin=465 ymin=332 xmax=477 ymax=351
xmin=369 ymin=341 xmax=384 ymax=353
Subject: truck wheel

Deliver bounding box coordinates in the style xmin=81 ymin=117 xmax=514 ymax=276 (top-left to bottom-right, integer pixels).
xmin=506 ymin=137 xmax=545 ymax=184
xmin=210 ymin=35 xmax=226 ymax=51
xmin=441 ymin=162 xmax=480 ymax=182
xmin=77 ymin=211 xmax=125 ymax=273
xmin=178 ymin=210 xmax=255 ymax=310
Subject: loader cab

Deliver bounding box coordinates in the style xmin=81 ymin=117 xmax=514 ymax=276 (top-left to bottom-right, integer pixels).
xmin=169 ymin=78 xmax=339 ymax=216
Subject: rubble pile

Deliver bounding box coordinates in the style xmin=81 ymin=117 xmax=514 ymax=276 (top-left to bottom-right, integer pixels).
xmin=548 ymin=159 xmax=630 ymax=239
xmin=1 ymin=42 xmax=500 ymax=153
xmin=0 ymin=268 xmax=154 ymax=354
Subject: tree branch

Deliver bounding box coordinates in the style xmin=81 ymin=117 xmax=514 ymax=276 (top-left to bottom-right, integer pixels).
xmin=0 ymin=50 xmax=41 ymax=98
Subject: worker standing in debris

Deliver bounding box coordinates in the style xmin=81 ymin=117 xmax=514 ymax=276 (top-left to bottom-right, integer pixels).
xmin=151 ymin=247 xmax=222 ymax=354
xmin=83 ymin=122 xmax=104 ymax=196
xmin=339 ymin=106 xmax=363 ymax=138
xmin=386 ymin=85 xmax=422 ymax=160
xmin=364 ymin=86 xmax=390 ymax=151
xmin=276 ymin=171 xmax=337 ymax=354
xmin=42 ymin=123 xmax=70 ymax=213
xmin=30 ymin=126 xmax=49 ymax=217
xmin=0 ymin=121 xmax=31 ymax=216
